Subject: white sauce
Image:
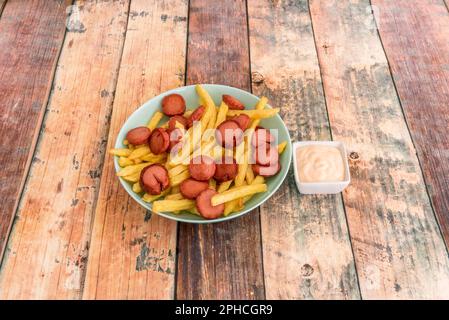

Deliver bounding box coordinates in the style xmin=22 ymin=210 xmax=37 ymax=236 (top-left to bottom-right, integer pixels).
xmin=296 ymin=145 xmax=345 ymax=182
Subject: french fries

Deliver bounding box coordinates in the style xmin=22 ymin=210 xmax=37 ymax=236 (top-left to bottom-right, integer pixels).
xmin=152 ymin=199 xmax=196 ymax=212
xmin=110 ymin=85 xmax=286 ymax=220
xmin=227 ymin=108 xmax=279 ymax=119
xmin=211 ymin=184 xmax=267 ymax=206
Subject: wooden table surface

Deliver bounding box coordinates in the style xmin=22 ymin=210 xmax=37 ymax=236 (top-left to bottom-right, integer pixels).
xmin=0 ymin=0 xmax=449 ymax=300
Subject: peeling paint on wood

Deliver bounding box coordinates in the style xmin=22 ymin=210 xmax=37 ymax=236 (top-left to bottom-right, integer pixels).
xmin=0 ymin=0 xmax=129 ymax=299
xmin=309 ymin=0 xmax=449 ymax=299
xmin=248 ymin=0 xmax=360 ymax=300
xmin=82 ymin=0 xmax=187 ymax=300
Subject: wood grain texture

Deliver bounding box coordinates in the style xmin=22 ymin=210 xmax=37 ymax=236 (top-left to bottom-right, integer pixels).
xmin=309 ymin=0 xmax=449 ymax=299
xmin=82 ymin=0 xmax=188 ymax=300
xmin=0 ymin=0 xmax=7 ymax=16
xmin=0 ymin=0 xmax=129 ymax=299
xmin=248 ymin=0 xmax=360 ymax=299
xmin=0 ymin=0 xmax=70 ymax=260
xmin=176 ymin=0 xmax=264 ymax=299
xmin=371 ymin=0 xmax=449 ymax=250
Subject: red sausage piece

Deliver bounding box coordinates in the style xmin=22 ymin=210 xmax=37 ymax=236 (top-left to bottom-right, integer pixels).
xmin=215 ymin=120 xmax=244 ymax=149
xmin=168 ymin=115 xmax=188 ymax=130
xmin=214 ymin=156 xmax=238 ymax=182
xmin=187 ymin=105 xmax=205 ymax=128
xmin=232 ymin=114 xmax=250 ymax=131
xmin=167 ymin=128 xmax=184 ymax=151
xmin=180 ymin=178 xmax=210 ymax=199
xmin=149 ymin=128 xmax=170 ymax=154
xmin=196 ymin=189 xmax=225 ymax=219
xmin=252 ymin=162 xmax=281 ymax=177
xmin=222 ymin=94 xmax=244 ymax=110
xmin=251 ymin=127 xmax=275 ymax=148
xmin=126 ymin=126 xmax=151 ymax=145
xmin=189 ymin=155 xmax=216 ymax=181
xmin=162 ymin=94 xmax=186 ymax=116
xmin=140 ymin=164 xmax=170 ymax=195
xmin=254 ymin=144 xmax=279 ymax=166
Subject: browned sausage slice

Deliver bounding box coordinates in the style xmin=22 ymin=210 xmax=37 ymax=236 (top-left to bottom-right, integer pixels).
xmin=187 ymin=105 xmax=205 ymax=128
xmin=162 ymin=93 xmax=186 ymax=116
xmin=252 ymin=162 xmax=281 ymax=177
xmin=126 ymin=126 xmax=151 ymax=145
xmin=167 ymin=128 xmax=184 ymax=151
xmin=214 ymin=156 xmax=238 ymax=182
xmin=196 ymin=189 xmax=225 ymax=219
xmin=254 ymin=144 xmax=279 ymax=166
xmin=140 ymin=164 xmax=169 ymax=195
xmin=251 ymin=127 xmax=275 ymax=148
xmin=222 ymin=94 xmax=244 ymax=110
xmin=215 ymin=120 xmax=244 ymax=149
xmin=180 ymin=178 xmax=210 ymax=199
xmin=189 ymin=155 xmax=216 ymax=181
xmin=232 ymin=114 xmax=250 ymax=131
xmin=149 ymin=128 xmax=170 ymax=154
xmin=168 ymin=115 xmax=188 ymax=130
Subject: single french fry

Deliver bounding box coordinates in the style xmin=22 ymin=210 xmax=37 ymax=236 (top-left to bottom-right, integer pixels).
xmin=168 ymin=164 xmax=188 ymax=178
xmin=117 ymin=162 xmax=150 ymax=177
xmin=170 ymin=169 xmax=190 ymax=187
xmin=142 ymin=189 xmax=170 ymax=203
xmin=118 ymin=156 xmax=134 ymax=167
xmin=109 ymin=148 xmax=132 ymax=157
xmin=140 ymin=153 xmax=166 ymax=163
xmin=122 ymin=172 xmax=140 ymax=183
xmin=227 ymin=108 xmax=279 ymax=119
xmin=243 ymin=176 xmax=265 ymax=203
xmin=217 ymin=180 xmax=233 ymax=193
xmin=212 ymin=184 xmax=267 ymax=206
xmin=245 ymin=165 xmax=255 ymax=184
xmin=147 ymin=111 xmax=164 ymax=130
xmin=195 ymin=85 xmax=215 ymax=132
xmin=129 ymin=145 xmax=151 ymax=160
xmin=133 ymin=182 xmax=143 ymax=193
xmin=152 ymin=199 xmax=196 ymax=213
xmin=215 ymin=101 xmax=229 ymax=128
xmin=234 ymin=141 xmax=248 ymax=187
xmin=277 ymin=141 xmax=287 ymax=154
xmin=165 ymin=193 xmax=184 ymax=200
xmin=134 ymin=158 xmax=143 ymax=164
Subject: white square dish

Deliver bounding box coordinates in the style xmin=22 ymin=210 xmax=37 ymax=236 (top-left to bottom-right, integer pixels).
xmin=292 ymin=141 xmax=351 ymax=194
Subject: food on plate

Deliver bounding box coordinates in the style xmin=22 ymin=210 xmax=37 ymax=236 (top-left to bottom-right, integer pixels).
xmin=162 ymin=93 xmax=186 ymax=116
xmin=111 ymin=85 xmax=287 ymax=219
xmin=296 ymin=145 xmax=345 ymax=182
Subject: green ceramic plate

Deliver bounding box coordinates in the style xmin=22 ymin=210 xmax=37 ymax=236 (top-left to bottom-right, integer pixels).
xmin=114 ymin=84 xmax=292 ymax=223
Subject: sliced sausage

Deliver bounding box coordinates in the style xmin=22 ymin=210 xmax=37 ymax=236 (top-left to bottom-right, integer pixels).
xmin=196 ymin=189 xmax=225 ymax=219
xmin=215 ymin=120 xmax=244 ymax=149
xmin=140 ymin=164 xmax=169 ymax=195
xmin=254 ymin=144 xmax=279 ymax=166
xmin=232 ymin=114 xmax=250 ymax=131
xmin=222 ymin=94 xmax=244 ymax=110
xmin=214 ymin=156 xmax=238 ymax=182
xmin=187 ymin=105 xmax=205 ymax=128
xmin=126 ymin=126 xmax=151 ymax=145
xmin=168 ymin=128 xmax=184 ymax=151
xmin=251 ymin=127 xmax=275 ymax=148
xmin=168 ymin=115 xmax=188 ymax=130
xmin=180 ymin=178 xmax=210 ymax=199
xmin=149 ymin=128 xmax=170 ymax=154
xmin=162 ymin=93 xmax=186 ymax=116
xmin=189 ymin=155 xmax=216 ymax=181
xmin=252 ymin=162 xmax=281 ymax=177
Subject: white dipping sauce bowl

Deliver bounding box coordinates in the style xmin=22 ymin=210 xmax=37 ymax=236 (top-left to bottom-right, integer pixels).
xmin=292 ymin=141 xmax=351 ymax=194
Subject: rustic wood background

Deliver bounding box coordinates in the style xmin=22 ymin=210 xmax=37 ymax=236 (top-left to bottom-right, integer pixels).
xmin=0 ymin=0 xmax=448 ymax=299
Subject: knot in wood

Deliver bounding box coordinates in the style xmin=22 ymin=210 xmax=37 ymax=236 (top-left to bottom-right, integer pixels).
xmin=301 ymin=263 xmax=314 ymax=277
xmin=251 ymin=71 xmax=265 ymax=84
xmin=349 ymin=151 xmax=360 ymax=162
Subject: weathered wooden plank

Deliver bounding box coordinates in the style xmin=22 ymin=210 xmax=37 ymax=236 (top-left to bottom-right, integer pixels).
xmin=0 ymin=0 xmax=7 ymax=16
xmin=0 ymin=0 xmax=70 ymax=260
xmin=176 ymin=0 xmax=264 ymax=299
xmin=0 ymin=0 xmax=129 ymax=299
xmin=248 ymin=0 xmax=360 ymax=299
xmin=82 ymin=0 xmax=188 ymax=300
xmin=371 ymin=0 xmax=449 ymax=250
xmin=309 ymin=0 xmax=449 ymax=299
